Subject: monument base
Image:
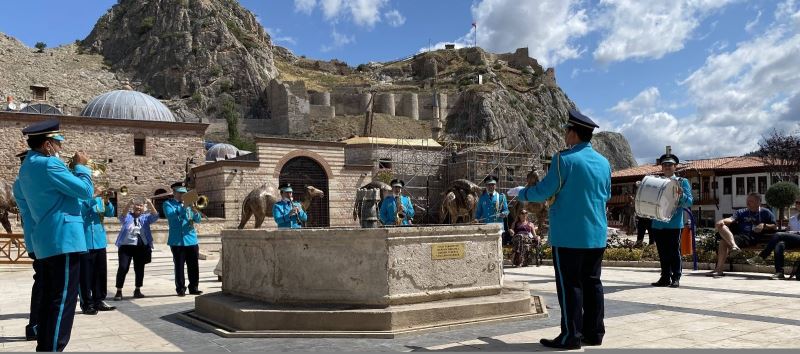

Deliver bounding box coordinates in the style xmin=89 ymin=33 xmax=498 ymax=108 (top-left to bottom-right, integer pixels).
xmin=181 ymin=282 xmax=547 ymax=338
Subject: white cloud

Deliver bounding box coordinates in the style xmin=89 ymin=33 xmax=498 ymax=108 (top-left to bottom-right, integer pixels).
xmin=613 ymin=3 xmax=800 ymax=162
xmin=321 ymin=28 xmax=355 ymax=52
xmin=294 ymin=0 xmax=316 ymax=14
xmin=297 ymin=0 xmax=390 ymax=28
xmin=266 ymin=27 xmax=298 ymax=46
xmin=593 ymin=0 xmax=734 ymax=64
xmin=384 ymin=9 xmax=405 ymax=27
xmin=610 ymin=87 xmax=660 ymax=116
xmin=467 ymin=0 xmax=590 ymax=68
xmin=745 ymin=10 xmax=762 ymax=32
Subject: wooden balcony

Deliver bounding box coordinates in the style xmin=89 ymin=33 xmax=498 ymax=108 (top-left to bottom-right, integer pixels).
xmin=693 ymin=191 xmax=718 ymax=205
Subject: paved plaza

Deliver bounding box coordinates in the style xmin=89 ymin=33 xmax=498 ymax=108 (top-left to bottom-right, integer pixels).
xmin=2 ymin=245 xmax=800 ymax=352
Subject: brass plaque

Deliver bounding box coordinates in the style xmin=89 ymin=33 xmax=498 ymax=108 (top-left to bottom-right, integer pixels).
xmin=431 ymin=243 xmax=465 ymax=260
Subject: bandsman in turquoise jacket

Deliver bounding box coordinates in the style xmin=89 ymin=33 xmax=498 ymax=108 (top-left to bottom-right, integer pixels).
xmin=649 ymin=152 xmax=693 ymax=288
xmin=273 ymin=182 xmax=307 ymax=228
xmin=379 ymin=179 xmax=415 ymax=226
xmin=13 ymin=150 xmax=42 ymax=342
xmin=163 ymin=182 xmax=202 ymax=297
xmin=475 ymin=175 xmax=509 ymax=224
xmin=513 ymin=109 xmax=611 ymax=350
xmin=14 ymin=119 xmax=94 ymax=352
xmin=78 ymin=189 xmax=116 ymax=315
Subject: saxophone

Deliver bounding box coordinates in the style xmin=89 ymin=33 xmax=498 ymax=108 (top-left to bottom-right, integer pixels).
xmin=395 ymin=194 xmax=405 ymax=226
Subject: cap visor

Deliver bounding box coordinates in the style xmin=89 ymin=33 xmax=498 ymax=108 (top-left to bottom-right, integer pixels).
xmin=51 ymin=135 xmax=65 ymax=141
xmin=280 ymin=188 xmax=293 ymax=193
xmin=174 ymin=187 xmax=188 ymax=193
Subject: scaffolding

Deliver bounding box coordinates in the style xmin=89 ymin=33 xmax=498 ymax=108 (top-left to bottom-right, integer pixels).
xmin=363 ymin=135 xmax=542 ymax=223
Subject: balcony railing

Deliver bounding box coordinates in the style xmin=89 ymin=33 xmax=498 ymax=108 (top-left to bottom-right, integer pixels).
xmin=692 ymin=191 xmax=718 ymax=205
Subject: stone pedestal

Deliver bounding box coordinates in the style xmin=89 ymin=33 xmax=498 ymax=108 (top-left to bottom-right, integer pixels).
xmin=186 ymin=224 xmax=547 ymax=337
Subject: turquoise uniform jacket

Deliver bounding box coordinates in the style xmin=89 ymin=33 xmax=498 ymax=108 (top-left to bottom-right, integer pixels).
xmin=163 ymin=198 xmax=201 ymax=246
xmin=80 ymin=196 xmax=115 ymax=250
xmin=651 ymin=176 xmax=693 ymax=230
xmin=475 ymin=192 xmax=509 ymax=224
xmin=12 ymin=178 xmax=36 ymax=256
xmin=273 ymin=200 xmax=307 ymax=228
xmin=379 ymin=195 xmax=415 ymax=225
xmin=14 ymin=150 xmax=94 ymax=259
xmin=517 ymin=142 xmax=611 ymax=249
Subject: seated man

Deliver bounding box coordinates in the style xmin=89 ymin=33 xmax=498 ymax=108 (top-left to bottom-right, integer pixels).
xmin=708 ymin=193 xmax=776 ymax=277
xmin=747 ymin=199 xmax=800 ymax=279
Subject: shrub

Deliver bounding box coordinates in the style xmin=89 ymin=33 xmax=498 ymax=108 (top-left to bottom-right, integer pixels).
xmin=34 ymin=42 xmax=47 ymax=53
xmin=766 ymin=181 xmax=800 ymax=230
xmin=139 ymin=16 xmax=155 ymax=35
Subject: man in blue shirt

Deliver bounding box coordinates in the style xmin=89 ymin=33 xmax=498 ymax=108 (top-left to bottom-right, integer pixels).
xmin=14 ymin=119 xmax=94 ymax=352
xmin=273 ymin=183 xmax=307 ymax=228
xmin=709 ymin=193 xmax=777 ymax=277
xmin=649 ymin=153 xmax=693 ymax=288
xmin=163 ymin=182 xmax=203 ymax=296
xmin=513 ymin=109 xmax=611 ymax=350
xmin=78 ymin=187 xmax=116 ymax=314
xmin=379 ymin=179 xmax=415 ymax=226
xmin=475 ymin=175 xmax=509 ymax=224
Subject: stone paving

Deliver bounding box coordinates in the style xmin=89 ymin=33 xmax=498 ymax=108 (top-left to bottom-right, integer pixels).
xmin=2 ymin=244 xmax=800 ymax=352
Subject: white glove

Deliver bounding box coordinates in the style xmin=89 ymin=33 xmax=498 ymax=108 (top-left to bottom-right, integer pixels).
xmin=508 ymin=186 xmax=525 ymax=197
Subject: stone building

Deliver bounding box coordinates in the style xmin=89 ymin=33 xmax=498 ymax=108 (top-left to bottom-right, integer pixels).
xmin=0 ymin=89 xmax=208 ymax=214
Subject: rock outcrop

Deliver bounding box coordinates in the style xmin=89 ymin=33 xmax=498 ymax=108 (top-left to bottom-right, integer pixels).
xmin=81 ymin=0 xmax=277 ymax=121
xmin=592 ymin=131 xmax=638 ymax=170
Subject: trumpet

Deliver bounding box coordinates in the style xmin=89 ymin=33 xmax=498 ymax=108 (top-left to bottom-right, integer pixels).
xmin=182 ymin=190 xmax=208 ymax=209
xmin=64 ymin=157 xmax=108 ymax=177
xmin=395 ymin=194 xmax=405 ymax=226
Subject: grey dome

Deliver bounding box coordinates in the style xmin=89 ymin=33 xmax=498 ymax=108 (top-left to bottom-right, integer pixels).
xmin=80 ymin=90 xmax=176 ymax=122
xmin=206 ymin=143 xmax=241 ymax=162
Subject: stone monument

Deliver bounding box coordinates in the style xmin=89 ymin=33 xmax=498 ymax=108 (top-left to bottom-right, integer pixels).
xmin=182 ymin=224 xmax=546 ymax=338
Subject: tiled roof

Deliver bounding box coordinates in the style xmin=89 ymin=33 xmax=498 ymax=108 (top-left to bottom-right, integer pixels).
xmin=612 ymin=156 xmax=769 ymax=179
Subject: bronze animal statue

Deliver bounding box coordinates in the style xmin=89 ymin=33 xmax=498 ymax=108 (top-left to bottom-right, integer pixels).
xmin=508 ymin=169 xmax=548 ymax=233
xmin=237 ymin=184 xmax=325 ymax=229
xmin=0 ymin=180 xmax=18 ymax=234
xmin=439 ymin=179 xmax=481 ymax=224
xmin=353 ymin=181 xmax=391 ymax=227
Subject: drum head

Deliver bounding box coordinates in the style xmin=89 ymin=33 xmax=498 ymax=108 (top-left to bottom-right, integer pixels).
xmin=634 ymin=176 xmax=680 ymax=221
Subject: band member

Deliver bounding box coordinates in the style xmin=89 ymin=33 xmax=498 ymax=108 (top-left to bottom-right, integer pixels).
xmin=475 ymin=175 xmax=509 ymax=224
xmin=163 ymin=182 xmax=202 ymax=297
xmin=273 ymin=183 xmax=307 ymax=228
xmin=514 ymin=109 xmax=610 ymax=349
xmin=379 ymin=179 xmax=415 ymax=225
xmin=649 ymin=153 xmax=692 ymax=288
xmin=78 ymin=187 xmax=116 ymax=314
xmin=114 ymin=198 xmax=159 ymax=300
xmin=14 ymin=119 xmax=94 ymax=351
xmin=13 ymin=151 xmax=41 ymax=341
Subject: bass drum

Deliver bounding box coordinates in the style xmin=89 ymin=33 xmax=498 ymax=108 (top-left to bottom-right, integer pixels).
xmin=634 ymin=175 xmax=681 ymax=222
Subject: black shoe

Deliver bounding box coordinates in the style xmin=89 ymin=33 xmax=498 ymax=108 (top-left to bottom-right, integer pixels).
xmin=83 ymin=306 xmax=98 ymax=315
xmin=188 ymin=289 xmax=203 ymax=295
xmin=669 ymin=280 xmax=680 ymax=288
xmin=177 ymin=288 xmax=186 ymax=297
xmin=96 ymin=302 xmax=116 ymax=311
xmin=581 ymin=338 xmax=603 ymax=346
xmin=25 ymin=325 xmax=37 ymax=341
xmin=133 ymin=289 xmax=145 ymax=298
xmin=540 ymin=338 xmax=581 ymax=350
xmin=113 ymin=290 xmax=123 ymax=301
xmin=651 ymin=279 xmax=671 ymax=287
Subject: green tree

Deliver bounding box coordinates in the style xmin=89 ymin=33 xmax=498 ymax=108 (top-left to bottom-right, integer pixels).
xmin=34 ymin=42 xmax=47 ymax=53
xmin=765 ymin=181 xmax=800 ymax=230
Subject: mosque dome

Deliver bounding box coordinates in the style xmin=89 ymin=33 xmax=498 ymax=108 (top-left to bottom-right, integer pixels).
xmin=80 ymin=90 xmax=176 ymax=122
xmin=206 ymin=143 xmax=241 ymax=162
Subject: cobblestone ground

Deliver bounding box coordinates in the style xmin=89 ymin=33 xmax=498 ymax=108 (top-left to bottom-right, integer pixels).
xmin=2 ymin=244 xmax=800 ymax=352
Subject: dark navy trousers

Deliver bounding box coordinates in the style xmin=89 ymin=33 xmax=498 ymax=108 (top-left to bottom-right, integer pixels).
xmin=27 ymin=253 xmax=44 ymax=339
xmin=170 ymin=245 xmax=199 ymax=293
xmin=36 ymin=253 xmax=80 ymax=352
xmin=79 ymin=248 xmax=108 ymax=309
xmin=552 ymin=247 xmax=605 ymax=346
xmin=653 ymin=228 xmax=683 ymax=282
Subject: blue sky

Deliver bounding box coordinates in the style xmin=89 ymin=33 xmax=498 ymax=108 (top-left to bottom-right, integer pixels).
xmin=1 ymin=0 xmax=799 ymax=164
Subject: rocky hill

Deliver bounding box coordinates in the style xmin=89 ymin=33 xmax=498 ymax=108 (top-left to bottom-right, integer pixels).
xmin=0 ymin=0 xmax=636 ymax=170
xmin=81 ymin=0 xmax=277 ymax=121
